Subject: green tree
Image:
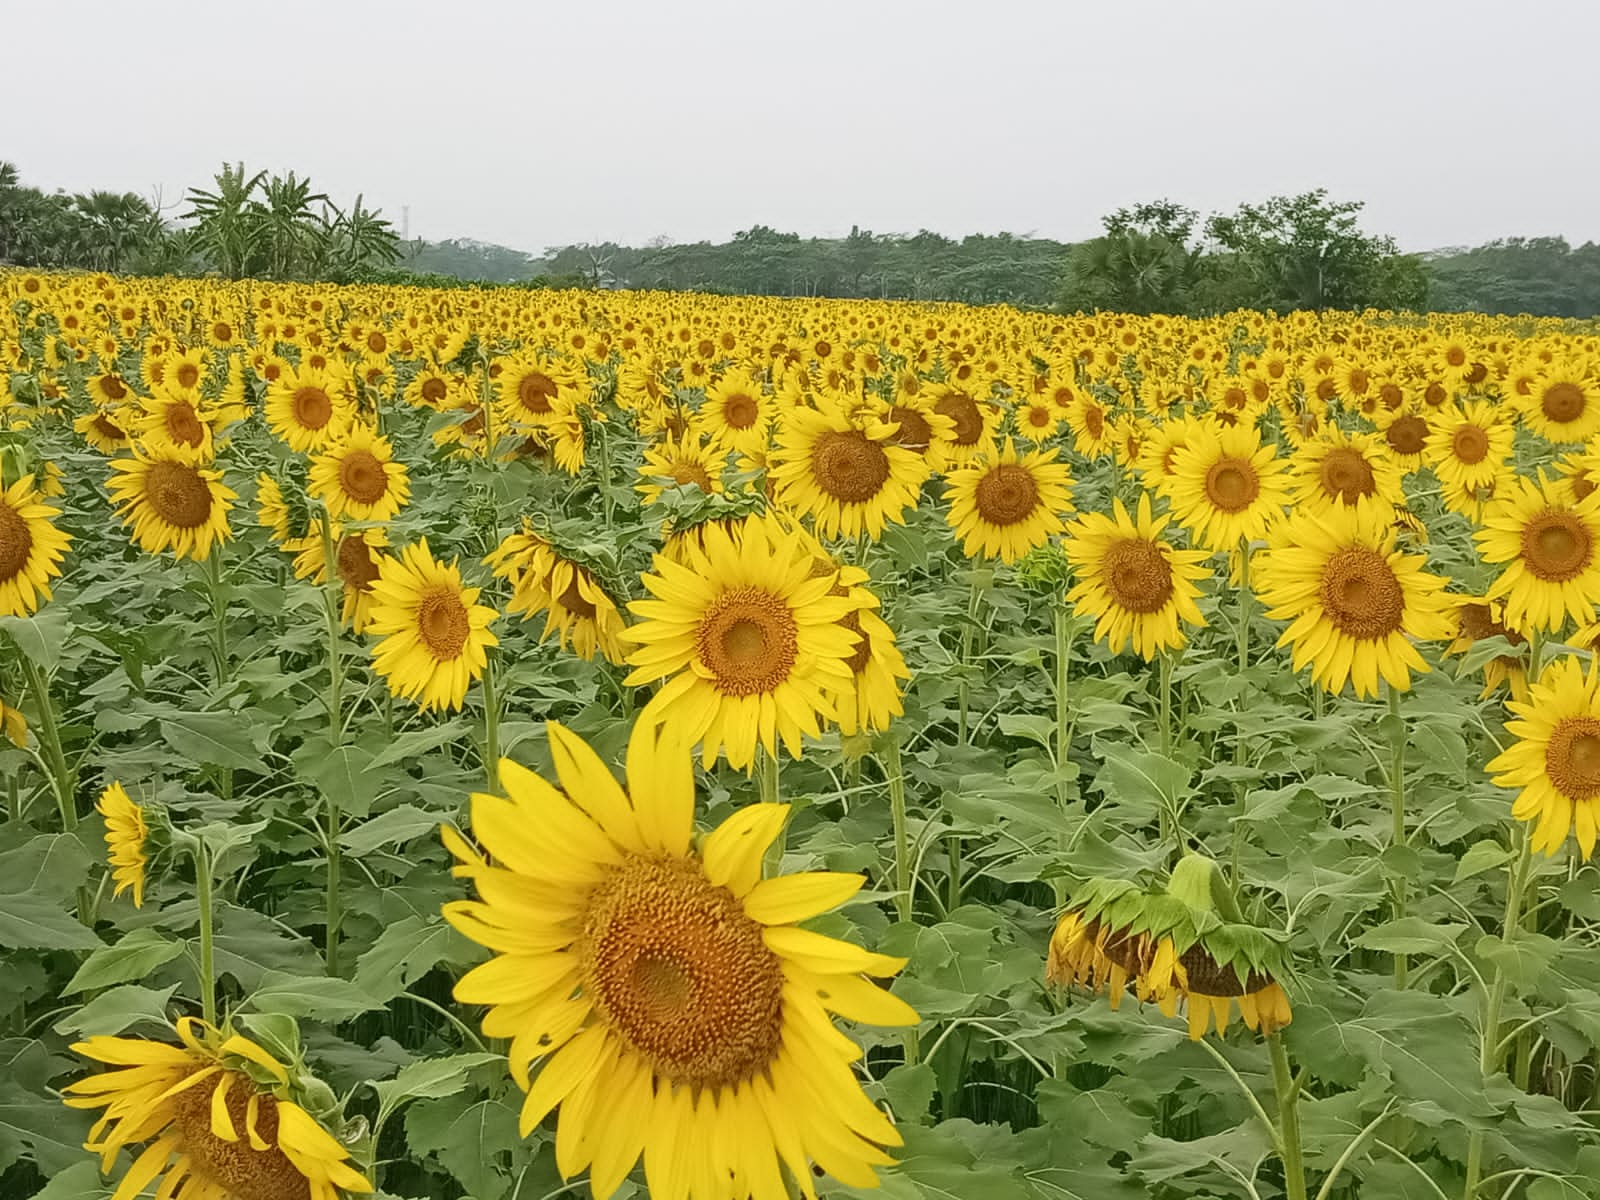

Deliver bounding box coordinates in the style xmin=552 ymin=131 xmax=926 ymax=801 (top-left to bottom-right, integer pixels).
xmin=182 ymin=162 xmax=267 ymax=279
xmin=1061 ymin=200 xmax=1200 ymax=314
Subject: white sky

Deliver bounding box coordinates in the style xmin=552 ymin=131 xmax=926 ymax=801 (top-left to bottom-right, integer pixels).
xmin=2 ymin=0 xmax=1595 ymax=255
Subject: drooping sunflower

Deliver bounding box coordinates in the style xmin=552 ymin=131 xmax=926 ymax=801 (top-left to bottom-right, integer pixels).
xmin=1519 ymin=358 xmax=1600 ymax=444
xmin=636 ymin=434 xmax=724 ymax=506
xmin=264 ymin=364 xmax=353 ymax=453
xmin=74 ymin=408 xmax=132 ymax=454
xmin=63 ymin=1018 xmax=372 ymax=1200
xmin=1254 ymin=502 xmax=1455 ymax=699
xmin=1475 ymin=475 xmax=1600 ymax=634
xmin=293 ymin=526 xmax=390 ymax=633
xmin=769 ymin=405 xmax=927 ymax=540
xmin=812 ymin=560 xmax=910 ymax=737
xmin=1167 ymin=424 xmax=1289 ymax=551
xmin=0 ymin=473 xmax=72 ymax=618
xmin=308 ymin=427 xmax=411 ymax=523
xmin=1423 ymin=400 xmax=1515 ymax=493
xmin=1489 ymin=655 xmax=1600 ymax=858
xmin=1062 ymin=493 xmax=1210 ymax=660
xmin=96 ymin=781 xmax=148 ymax=907
xmin=366 ymin=539 xmax=500 ymax=712
xmin=107 ymin=453 xmax=235 ymax=562
xmin=485 ymin=523 xmax=630 ymax=665
xmin=1444 ymin=594 xmax=1530 ymax=703
xmin=443 ymin=718 xmax=917 ymax=1200
xmin=622 ymin=515 xmax=859 ymax=769
xmin=944 ymin=438 xmax=1075 ymax=564
xmin=1287 ymin=427 xmax=1404 ymax=516
xmin=924 ymin=381 xmax=1000 ymax=465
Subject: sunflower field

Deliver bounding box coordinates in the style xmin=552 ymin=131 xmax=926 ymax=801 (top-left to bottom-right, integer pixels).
xmin=5 ymin=271 xmax=1600 ymax=1200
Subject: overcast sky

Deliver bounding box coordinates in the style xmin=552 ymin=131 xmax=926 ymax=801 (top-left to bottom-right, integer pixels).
xmin=3 ymin=0 xmax=1594 ymax=255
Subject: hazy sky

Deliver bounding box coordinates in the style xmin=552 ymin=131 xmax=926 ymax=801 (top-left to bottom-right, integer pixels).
xmin=3 ymin=0 xmax=1595 ymax=255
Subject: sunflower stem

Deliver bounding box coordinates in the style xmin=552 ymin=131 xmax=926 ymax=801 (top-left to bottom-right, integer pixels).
xmin=957 ymin=572 xmax=984 ymax=745
xmin=882 ymin=735 xmax=921 ymax=1066
xmin=203 ymin=548 xmax=233 ymax=801
xmin=193 ymin=838 xmax=217 ymax=1027
xmin=1158 ymin=647 xmax=1176 ymax=759
xmin=481 ymin=649 xmax=501 ymax=791
xmin=1052 ymin=598 xmax=1074 ymax=808
xmin=596 ymin=418 xmax=615 ymax=529
xmin=1235 ymin=540 xmax=1253 ymax=677
xmin=317 ymin=513 xmax=346 ymax=977
xmin=1463 ymin=828 xmax=1535 ymax=1200
xmin=1269 ymin=1032 xmax=1309 ymax=1200
xmin=758 ymin=745 xmax=780 ymax=809
xmin=1387 ymin=683 xmax=1409 ymax=989
xmin=18 ymin=651 xmax=75 ymax=833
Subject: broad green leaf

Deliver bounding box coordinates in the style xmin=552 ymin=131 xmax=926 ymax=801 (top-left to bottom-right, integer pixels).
xmin=27 ymin=1159 xmax=110 ymax=1200
xmin=294 ymin=737 xmax=381 ymax=818
xmin=369 ymin=720 xmax=473 ymax=769
xmin=0 ymin=893 xmax=101 ymax=951
xmin=64 ymin=928 xmax=184 ymax=993
xmin=160 ymin=710 xmax=267 ymax=772
xmin=54 ymin=984 xmax=179 ymax=1037
xmin=354 ymin=914 xmax=465 ymax=1002
xmin=0 ymin=833 xmax=93 ymax=903
xmin=0 ymin=606 xmax=71 ymax=671
xmin=1455 ymin=839 xmax=1512 ymax=883
xmin=1344 ymin=990 xmax=1495 ymax=1119
xmin=1356 ymin=918 xmax=1467 ymax=956
xmin=369 ymin=1053 xmax=503 ymax=1119
xmin=340 ymin=804 xmax=446 ymax=856
xmin=250 ymin=972 xmax=381 ymax=1020
xmin=1477 ymin=932 xmax=1562 ymax=992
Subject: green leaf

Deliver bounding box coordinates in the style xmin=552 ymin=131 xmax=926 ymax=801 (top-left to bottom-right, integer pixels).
xmin=340 ymin=805 xmax=445 ymax=856
xmin=249 ymin=972 xmax=381 ymax=1021
xmin=64 ymin=928 xmax=184 ymax=993
xmin=55 ymin=984 xmax=179 ymax=1037
xmin=1477 ymin=932 xmax=1562 ymax=992
xmin=0 ymin=606 xmax=71 ymax=671
xmin=354 ymin=914 xmax=466 ymax=1003
xmin=0 ymin=834 xmax=94 ymax=903
xmin=27 ymin=1159 xmax=110 ymax=1200
xmin=369 ymin=720 xmax=473 ymax=769
xmin=1345 ymin=990 xmax=1495 ymax=1119
xmin=0 ymin=893 xmax=101 ymax=951
xmin=294 ymin=738 xmax=381 ymax=818
xmin=369 ymin=1053 xmax=503 ymax=1120
xmin=160 ymin=710 xmax=267 ymax=772
xmin=0 ymin=1077 xmax=94 ymax=1175
xmin=405 ymin=1091 xmax=525 ymax=1199
xmin=1091 ymin=745 xmax=1191 ymax=817
xmin=1455 ymin=839 xmax=1511 ymax=883
xmin=1355 ymin=918 xmax=1467 ymax=956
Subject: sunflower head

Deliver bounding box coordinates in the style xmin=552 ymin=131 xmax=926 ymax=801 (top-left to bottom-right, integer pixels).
xmin=366 ymin=538 xmax=500 ymax=712
xmin=0 ymin=472 xmax=72 ymax=618
xmin=96 ymin=782 xmax=152 ymax=908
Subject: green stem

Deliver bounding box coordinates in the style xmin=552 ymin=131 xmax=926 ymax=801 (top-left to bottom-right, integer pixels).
xmin=1053 ymin=600 xmax=1074 ymax=806
xmin=1463 ymin=828 xmax=1535 ymax=1200
xmin=18 ymin=652 xmax=75 ymax=831
xmin=203 ymin=545 xmax=229 ymax=691
xmin=957 ymin=573 xmax=983 ymax=746
xmin=758 ymin=745 xmax=779 ymax=808
xmin=596 ymin=419 xmax=614 ymax=528
xmin=1158 ymin=649 xmax=1175 ymax=760
xmin=882 ymin=735 xmax=920 ymax=1066
xmin=1235 ymin=541 xmax=1253 ymax=676
xmin=1269 ymin=1033 xmax=1309 ymax=1200
xmin=194 ymin=840 xmax=217 ymax=1026
xmin=481 ymin=650 xmax=501 ymax=791
xmin=1388 ymin=684 xmax=1409 ymax=988
xmin=318 ymin=514 xmax=345 ymax=977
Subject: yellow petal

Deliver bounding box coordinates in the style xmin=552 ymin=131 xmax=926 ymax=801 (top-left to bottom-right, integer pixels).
xmin=744 ymin=872 xmax=864 ymax=926
xmin=702 ymin=803 xmax=788 ymax=897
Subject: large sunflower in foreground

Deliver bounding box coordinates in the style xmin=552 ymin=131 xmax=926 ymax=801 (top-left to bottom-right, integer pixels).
xmin=1519 ymin=358 xmax=1600 ymax=444
xmin=1254 ymin=502 xmax=1454 ymax=699
xmin=1062 ymin=493 xmax=1209 ymax=660
xmin=367 ymin=539 xmax=500 ymax=711
xmin=944 ymin=438 xmax=1075 ymax=563
xmin=443 ymin=718 xmax=917 ymax=1200
xmin=1167 ymin=424 xmax=1288 ymax=550
xmin=0 ymin=473 xmax=72 ymax=618
xmin=63 ymin=1017 xmax=371 ymax=1200
xmin=106 ymin=454 xmax=235 ymax=562
xmin=308 ymin=427 xmax=411 ymax=522
xmin=1489 ymin=654 xmax=1600 ymax=858
xmin=769 ymin=405 xmax=927 ymax=540
xmin=1475 ymin=474 xmax=1600 ymax=634
xmin=622 ymin=515 xmax=859 ymax=768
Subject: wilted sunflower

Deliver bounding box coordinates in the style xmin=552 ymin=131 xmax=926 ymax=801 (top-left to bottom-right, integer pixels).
xmin=769 ymin=405 xmax=927 ymax=540
xmin=1063 ymin=493 xmax=1209 ymax=660
xmin=293 ymin=526 xmax=390 ymax=633
xmin=444 ymin=718 xmax=917 ymax=1200
xmin=1167 ymin=424 xmax=1289 ymax=551
xmin=0 ymin=473 xmax=72 ymax=618
xmin=1287 ymin=427 xmax=1403 ymax=516
xmin=636 ymin=434 xmax=724 ymax=506
xmin=1475 ymin=474 xmax=1600 ymax=634
xmin=623 ymin=515 xmax=858 ymax=769
xmin=944 ymin=438 xmax=1075 ymax=564
xmin=264 ymin=364 xmax=353 ymax=453
xmin=1445 ymin=594 xmax=1530 ymax=703
xmin=74 ymin=408 xmax=131 ymax=454
xmin=63 ymin=1017 xmax=371 ymax=1200
xmin=485 ymin=524 xmax=629 ymax=665
xmin=1254 ymin=502 xmax=1454 ymax=699
xmin=367 ymin=539 xmax=500 ymax=711
xmin=107 ymin=453 xmax=235 ymax=562
xmin=1489 ymin=655 xmax=1600 ymax=858
xmin=1520 ymin=358 xmax=1600 ymax=444
xmin=308 ymin=427 xmax=411 ymax=522
xmin=96 ymin=781 xmax=148 ymax=907
xmin=1424 ymin=400 xmax=1514 ymax=493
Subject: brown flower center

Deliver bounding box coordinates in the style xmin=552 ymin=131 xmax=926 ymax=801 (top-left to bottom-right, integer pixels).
xmin=292 ymin=386 xmax=333 ymax=430
xmin=721 ymin=392 xmax=758 ymax=429
xmin=887 ymin=405 xmax=932 ymax=450
xmin=166 ymin=401 xmax=206 ymax=447
xmin=144 ymin=461 xmax=214 ymax=529
xmin=559 ymin=571 xmax=599 ymax=620
xmin=1543 ymin=381 xmax=1586 ymax=425
xmin=934 ymin=392 xmax=984 ymax=446
xmin=212 ymin=322 xmax=233 ymax=343
xmin=337 ymin=449 xmax=389 ymax=505
xmin=1446 ymin=346 xmax=1467 ymax=367
xmin=175 ymin=362 xmax=201 ymax=389
xmin=169 ymin=1073 xmax=309 ymax=1200
xmin=1521 ymin=511 xmax=1593 ymax=582
xmin=1380 ymin=383 xmax=1405 ymax=411
xmin=1547 ymin=716 xmax=1600 ymax=801
xmin=579 ymin=854 xmax=783 ymax=1089
xmin=1203 ymin=456 xmax=1260 ymax=513
xmin=839 ymin=608 xmax=872 ymax=674
xmin=0 ymin=502 xmax=32 ymax=582
xmin=1385 ymin=416 xmax=1428 ymax=456
xmin=811 ymin=430 xmax=891 ymax=503
xmin=973 ymin=463 xmax=1040 ymax=526
xmin=696 ymin=586 xmax=799 ymax=696
xmin=417 ymin=586 xmax=471 ymax=660
xmin=517 ymin=371 xmax=558 ymax=415
xmin=1319 ymin=546 xmax=1405 ymax=640
xmin=1452 ymin=423 xmax=1489 ymax=465
xmin=669 ymin=458 xmax=713 ymax=491
xmin=1102 ymin=538 xmax=1174 ymax=614
xmin=336 ymin=535 xmax=381 ymax=592
xmin=1318 ymin=447 xmax=1375 ymax=503
xmin=93 ymin=414 xmax=126 ymax=442
xmin=421 ymin=377 xmax=447 ymax=404
xmin=101 ymin=374 xmax=128 ymax=400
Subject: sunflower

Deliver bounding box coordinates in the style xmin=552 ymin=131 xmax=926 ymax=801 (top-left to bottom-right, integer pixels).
xmin=1063 ymin=493 xmax=1209 ymax=660
xmin=496 ymin=352 xmax=585 ymax=431
xmin=107 ymin=453 xmax=235 ymax=562
xmin=1519 ymin=358 xmax=1600 ymax=444
xmin=622 ymin=515 xmax=859 ymax=769
xmin=698 ymin=367 xmax=771 ymax=456
xmin=944 ymin=438 xmax=1074 ymax=564
xmin=256 ymin=472 xmax=318 ymax=553
xmin=1287 ymin=427 xmax=1404 ymax=516
xmin=1369 ymin=403 xmax=1432 ymax=469
xmin=133 ymin=387 xmax=217 ymax=463
xmin=443 ymin=718 xmax=916 ymax=1200
xmin=1489 ymin=655 xmax=1600 ymax=858
xmin=1254 ymin=502 xmax=1454 ymax=699
xmin=1134 ymin=414 xmax=1207 ymax=498
xmin=637 ymin=434 xmax=724 ymax=506
xmin=74 ymin=408 xmax=131 ymax=454
xmin=1064 ymin=391 xmax=1116 ymax=459
xmin=0 ymin=473 xmax=72 ymax=618
xmin=308 ymin=427 xmax=411 ymax=523
xmin=1475 ymin=475 xmax=1600 ymax=634
xmin=924 ymin=382 xmax=999 ymax=465
xmin=879 ymin=387 xmax=957 ymax=461
xmin=2 ymin=691 xmax=27 ymax=748
xmin=1444 ymin=595 xmax=1530 ymax=703
xmin=97 ymin=781 xmax=148 ymax=907
xmin=63 ymin=1018 xmax=372 ymax=1200
xmin=485 ymin=524 xmax=630 ymax=665
xmin=1167 ymin=424 xmax=1288 ymax=551
xmin=769 ymin=405 xmax=927 ymax=540
xmin=367 ymin=539 xmax=500 ymax=712
xmin=264 ymin=364 xmax=353 ymax=453
xmin=1423 ymin=400 xmax=1514 ymax=493
xmin=813 ymin=561 xmax=910 ymax=737
xmin=87 ymin=372 xmax=135 ymax=409
xmin=293 ymin=526 xmax=390 ymax=633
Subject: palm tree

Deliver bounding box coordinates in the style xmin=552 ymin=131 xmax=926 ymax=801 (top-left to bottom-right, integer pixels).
xmin=259 ymin=171 xmax=327 ymax=279
xmin=71 ymin=191 xmax=162 ymax=273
